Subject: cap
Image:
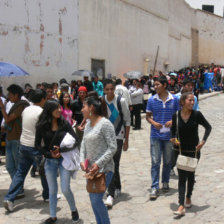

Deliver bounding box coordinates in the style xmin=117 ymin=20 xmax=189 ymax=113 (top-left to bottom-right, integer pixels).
xmin=78 ymin=86 xmax=87 ymax=92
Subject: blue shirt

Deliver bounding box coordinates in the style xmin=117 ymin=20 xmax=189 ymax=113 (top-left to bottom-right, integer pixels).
xmin=92 ymin=81 xmax=104 ymax=96
xmin=175 ymin=92 xmax=199 ymax=111
xmin=146 ymin=92 xmax=179 ymax=140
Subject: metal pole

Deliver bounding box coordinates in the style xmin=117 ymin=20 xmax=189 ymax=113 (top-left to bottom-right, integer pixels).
xmin=153 ymin=45 xmax=159 ymax=76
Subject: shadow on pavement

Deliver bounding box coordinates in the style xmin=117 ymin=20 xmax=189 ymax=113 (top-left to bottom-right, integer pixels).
xmin=44 ymin=218 xmax=84 ymax=224
xmin=170 ymin=202 xmax=210 ymax=213
xmin=0 ymin=188 xmax=58 ymax=215
xmin=147 ymin=187 xmax=178 ymax=196
xmin=112 ymin=192 xmax=132 ymax=206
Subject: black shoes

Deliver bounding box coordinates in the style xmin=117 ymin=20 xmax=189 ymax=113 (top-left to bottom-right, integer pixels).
xmin=72 ymin=210 xmax=79 ymax=223
xmin=44 ymin=210 xmax=79 ymax=224
xmin=133 ymin=127 xmax=141 ymax=130
xmin=45 ymin=217 xmax=57 ymax=224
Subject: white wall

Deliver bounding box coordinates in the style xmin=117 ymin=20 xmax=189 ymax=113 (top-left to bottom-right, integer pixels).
xmin=195 ymin=10 xmax=224 ymax=65
xmin=0 ymin=0 xmax=79 ymax=88
xmin=168 ymin=0 xmax=192 ymax=70
xmin=185 ymin=0 xmax=224 ymax=17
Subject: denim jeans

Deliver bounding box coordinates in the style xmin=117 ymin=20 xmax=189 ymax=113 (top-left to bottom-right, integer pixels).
xmin=89 ymin=171 xmax=113 ymax=224
xmin=5 ymin=139 xmax=20 ymax=179
xmin=150 ymin=138 xmax=172 ymax=189
xmin=45 ymin=158 xmax=76 ymax=218
xmin=4 ymin=144 xmax=42 ymax=202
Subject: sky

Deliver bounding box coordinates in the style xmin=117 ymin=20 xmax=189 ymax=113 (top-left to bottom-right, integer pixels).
xmin=185 ymin=0 xmax=224 ymax=17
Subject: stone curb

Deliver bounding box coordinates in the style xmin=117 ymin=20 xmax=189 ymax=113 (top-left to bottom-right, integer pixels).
xmin=199 ymin=91 xmax=223 ymax=101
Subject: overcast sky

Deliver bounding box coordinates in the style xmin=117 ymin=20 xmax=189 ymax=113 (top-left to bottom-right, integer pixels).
xmin=185 ymin=0 xmax=224 ymax=17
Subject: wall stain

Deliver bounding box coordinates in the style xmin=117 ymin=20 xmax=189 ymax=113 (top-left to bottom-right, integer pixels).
xmin=59 ymin=7 xmax=67 ymax=15
xmin=59 ymin=18 xmax=62 ymax=35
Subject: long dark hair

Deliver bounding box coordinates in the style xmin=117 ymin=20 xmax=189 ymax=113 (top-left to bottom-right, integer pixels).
xmin=36 ymin=99 xmax=67 ymax=132
xmin=85 ymin=96 xmax=108 ymax=118
xmin=59 ymin=92 xmax=71 ymax=109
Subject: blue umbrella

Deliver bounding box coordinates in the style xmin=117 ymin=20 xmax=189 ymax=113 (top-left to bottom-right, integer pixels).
xmin=0 ymin=62 xmax=29 ymax=77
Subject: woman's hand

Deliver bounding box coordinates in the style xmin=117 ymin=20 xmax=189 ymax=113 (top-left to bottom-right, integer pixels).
xmin=77 ymin=125 xmax=85 ymax=131
xmin=165 ymin=120 xmax=172 ymax=128
xmin=50 ymin=146 xmax=60 ymax=158
xmin=89 ymin=163 xmax=99 ymax=174
xmin=170 ymin=138 xmax=180 ymax=146
xmin=80 ymin=162 xmax=86 ymax=172
xmin=196 ymin=141 xmax=205 ymax=151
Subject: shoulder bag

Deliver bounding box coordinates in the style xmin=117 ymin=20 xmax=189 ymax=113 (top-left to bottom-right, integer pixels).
xmin=176 ymin=111 xmax=198 ymax=172
xmin=86 ymin=172 xmax=106 ymax=193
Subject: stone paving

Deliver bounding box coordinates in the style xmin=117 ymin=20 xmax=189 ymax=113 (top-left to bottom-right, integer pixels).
xmin=0 ymin=92 xmax=224 ymax=224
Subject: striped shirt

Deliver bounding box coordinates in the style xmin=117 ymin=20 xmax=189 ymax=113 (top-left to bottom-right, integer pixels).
xmin=146 ymin=92 xmax=179 ymax=140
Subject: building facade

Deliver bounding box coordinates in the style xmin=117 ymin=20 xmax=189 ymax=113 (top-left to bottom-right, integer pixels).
xmin=0 ymin=0 xmax=224 ymax=88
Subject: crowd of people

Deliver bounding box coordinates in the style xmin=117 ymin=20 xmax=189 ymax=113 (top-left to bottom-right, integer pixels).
xmin=0 ymin=65 xmax=213 ymax=223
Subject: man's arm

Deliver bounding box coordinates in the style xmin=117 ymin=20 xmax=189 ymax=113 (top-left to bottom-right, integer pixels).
xmin=146 ymin=112 xmax=163 ymax=130
xmin=0 ymin=98 xmax=17 ymax=123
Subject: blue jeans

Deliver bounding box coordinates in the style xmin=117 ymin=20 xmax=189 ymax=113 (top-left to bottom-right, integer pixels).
xmin=6 ymin=139 xmax=20 ymax=179
xmin=150 ymin=138 xmax=172 ymax=189
xmin=45 ymin=158 xmax=76 ymax=218
xmin=4 ymin=144 xmax=42 ymax=202
xmin=89 ymin=171 xmax=113 ymax=224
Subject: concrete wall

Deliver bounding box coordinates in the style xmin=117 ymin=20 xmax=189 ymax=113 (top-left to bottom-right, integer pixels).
xmin=195 ymin=10 xmax=224 ymax=65
xmin=168 ymin=0 xmax=192 ymax=70
xmin=0 ymin=0 xmax=79 ymax=87
xmin=0 ymin=0 xmax=224 ymax=88
xmin=78 ymin=0 xmax=170 ymax=77
xmin=78 ymin=0 xmax=195 ymax=76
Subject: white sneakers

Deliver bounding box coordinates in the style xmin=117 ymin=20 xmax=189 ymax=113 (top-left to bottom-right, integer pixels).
xmin=105 ymin=195 xmax=114 ymax=208
xmin=4 ymin=200 xmax=14 ymax=212
xmin=105 ymin=189 xmax=121 ymax=208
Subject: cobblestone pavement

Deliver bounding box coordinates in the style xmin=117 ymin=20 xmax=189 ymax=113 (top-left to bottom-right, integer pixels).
xmin=0 ymin=93 xmax=224 ymax=224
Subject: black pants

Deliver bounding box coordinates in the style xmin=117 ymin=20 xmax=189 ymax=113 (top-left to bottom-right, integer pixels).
xmin=132 ymin=104 xmax=142 ymax=129
xmin=178 ymin=169 xmax=195 ymax=206
xmin=108 ymin=139 xmax=123 ymax=198
xmin=177 ymin=150 xmax=200 ymax=206
xmin=171 ymin=148 xmax=179 ymax=169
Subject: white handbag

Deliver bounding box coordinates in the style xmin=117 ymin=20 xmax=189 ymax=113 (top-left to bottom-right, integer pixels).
xmin=175 ymin=112 xmax=198 ymax=172
xmin=176 ymin=154 xmax=198 ymax=172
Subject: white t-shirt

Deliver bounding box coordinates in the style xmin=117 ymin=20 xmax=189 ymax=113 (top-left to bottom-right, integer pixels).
xmin=20 ymin=105 xmax=43 ymax=147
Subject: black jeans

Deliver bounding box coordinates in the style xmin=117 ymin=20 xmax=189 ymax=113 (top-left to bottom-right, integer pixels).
xmin=171 ymin=148 xmax=179 ymax=169
xmin=177 ymin=150 xmax=200 ymax=206
xmin=178 ymin=169 xmax=195 ymax=206
xmin=108 ymin=139 xmax=123 ymax=198
xmin=132 ymin=104 xmax=142 ymax=129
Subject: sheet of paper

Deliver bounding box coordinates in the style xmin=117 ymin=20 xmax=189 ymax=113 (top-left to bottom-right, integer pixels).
xmin=160 ymin=125 xmax=170 ymax=133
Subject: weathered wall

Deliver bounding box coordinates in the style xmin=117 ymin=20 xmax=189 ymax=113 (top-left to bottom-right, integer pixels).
xmin=196 ymin=10 xmax=224 ymax=65
xmin=0 ymin=0 xmax=79 ymax=87
xmin=78 ymin=0 xmax=195 ymax=76
xmin=0 ymin=0 xmax=224 ymax=88
xmin=168 ymin=0 xmax=192 ymax=70
xmin=78 ymin=0 xmax=170 ymax=76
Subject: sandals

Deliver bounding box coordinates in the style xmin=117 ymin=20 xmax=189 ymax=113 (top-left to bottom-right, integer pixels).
xmin=45 ymin=217 xmax=57 ymax=224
